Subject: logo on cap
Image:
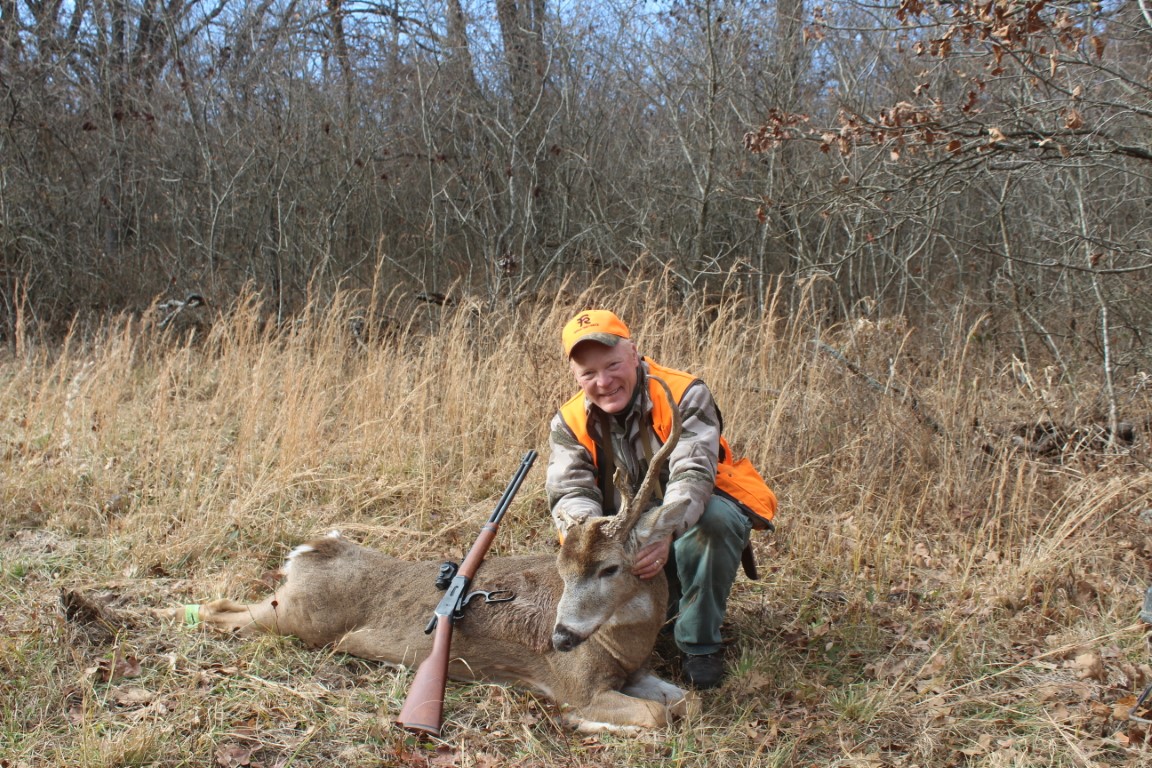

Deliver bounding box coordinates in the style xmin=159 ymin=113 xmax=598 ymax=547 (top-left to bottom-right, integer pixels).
xmin=562 ymin=310 xmax=631 ymax=357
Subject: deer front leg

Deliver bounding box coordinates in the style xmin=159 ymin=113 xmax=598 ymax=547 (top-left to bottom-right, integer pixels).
xmin=562 ymin=689 xmax=673 ymax=734
xmin=621 ymin=671 xmax=699 ymax=718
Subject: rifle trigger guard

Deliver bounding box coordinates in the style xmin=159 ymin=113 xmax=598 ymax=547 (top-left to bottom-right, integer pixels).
xmin=459 ymin=589 xmax=516 ymax=612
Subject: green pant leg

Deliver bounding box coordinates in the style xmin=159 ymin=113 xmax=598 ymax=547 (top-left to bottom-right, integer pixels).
xmin=670 ymin=494 xmax=753 ymax=655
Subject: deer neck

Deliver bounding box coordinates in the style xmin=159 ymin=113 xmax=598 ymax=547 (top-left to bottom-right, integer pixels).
xmin=588 ymin=571 xmax=668 ymax=670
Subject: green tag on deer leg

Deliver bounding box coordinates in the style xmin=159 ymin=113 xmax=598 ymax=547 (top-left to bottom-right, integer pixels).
xmin=183 ymin=604 xmax=201 ymax=627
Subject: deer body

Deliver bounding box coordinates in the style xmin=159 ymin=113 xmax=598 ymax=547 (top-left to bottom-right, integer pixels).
xmin=170 ymin=376 xmax=693 ymax=733
xmin=179 ymin=526 xmax=691 ymax=732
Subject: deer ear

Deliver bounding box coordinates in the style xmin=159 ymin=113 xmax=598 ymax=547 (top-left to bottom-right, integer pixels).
xmin=633 ymin=499 xmax=690 ymax=544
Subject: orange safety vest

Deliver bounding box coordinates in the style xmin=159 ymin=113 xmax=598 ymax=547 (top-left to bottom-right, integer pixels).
xmin=558 ymin=358 xmax=776 ymax=529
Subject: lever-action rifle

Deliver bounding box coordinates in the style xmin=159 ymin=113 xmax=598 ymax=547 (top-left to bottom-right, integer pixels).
xmin=395 ymin=449 xmax=538 ymax=736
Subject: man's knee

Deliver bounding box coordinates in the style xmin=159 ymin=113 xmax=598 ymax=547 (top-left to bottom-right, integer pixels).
xmin=692 ymin=495 xmax=752 ymax=542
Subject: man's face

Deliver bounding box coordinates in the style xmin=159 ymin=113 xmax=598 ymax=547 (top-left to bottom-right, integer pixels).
xmin=569 ymin=340 xmax=640 ymax=415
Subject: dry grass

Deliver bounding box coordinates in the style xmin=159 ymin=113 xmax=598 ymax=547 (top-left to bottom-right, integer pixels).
xmin=3 ymin=282 xmax=1152 ymax=767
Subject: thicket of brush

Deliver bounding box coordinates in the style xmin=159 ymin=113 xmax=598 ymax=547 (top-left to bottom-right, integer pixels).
xmin=3 ymin=282 xmax=1151 ymax=767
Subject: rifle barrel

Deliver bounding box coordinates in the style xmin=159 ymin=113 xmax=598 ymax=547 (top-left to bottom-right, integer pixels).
xmin=488 ymin=449 xmax=538 ymax=527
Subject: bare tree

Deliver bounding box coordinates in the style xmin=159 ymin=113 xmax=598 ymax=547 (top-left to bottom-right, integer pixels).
xmin=1 ymin=0 xmax=1149 ymax=389
xmin=743 ymin=0 xmax=1152 ymax=376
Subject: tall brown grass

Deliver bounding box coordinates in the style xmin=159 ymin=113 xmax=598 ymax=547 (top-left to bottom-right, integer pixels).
xmin=3 ymin=282 xmax=1151 ymax=766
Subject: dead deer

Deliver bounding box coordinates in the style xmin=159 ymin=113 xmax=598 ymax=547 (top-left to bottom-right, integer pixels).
xmin=159 ymin=379 xmax=695 ymax=733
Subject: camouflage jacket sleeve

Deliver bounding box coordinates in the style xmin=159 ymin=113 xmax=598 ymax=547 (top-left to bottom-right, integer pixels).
xmin=546 ymin=409 xmax=603 ymax=528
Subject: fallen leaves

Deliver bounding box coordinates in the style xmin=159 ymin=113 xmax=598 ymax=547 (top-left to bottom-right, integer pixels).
xmin=84 ymin=645 xmax=142 ymax=684
xmin=744 ymin=718 xmax=779 ymax=749
xmin=1113 ymin=694 xmax=1138 ymax=721
xmin=1069 ymin=651 xmax=1106 ymax=683
xmin=957 ymin=733 xmax=1031 ymax=759
xmin=215 ymin=743 xmax=258 ymax=768
xmin=110 ymin=686 xmax=156 ymax=708
xmin=427 ymin=745 xmax=503 ymax=767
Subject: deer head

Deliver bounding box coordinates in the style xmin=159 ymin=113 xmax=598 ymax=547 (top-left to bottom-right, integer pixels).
xmin=551 ymin=376 xmax=684 ymax=652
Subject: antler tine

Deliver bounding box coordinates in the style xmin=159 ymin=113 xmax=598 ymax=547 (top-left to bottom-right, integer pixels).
xmin=555 ymin=507 xmax=582 ymax=538
xmin=604 ymin=463 xmax=636 ymax=537
xmin=605 ymin=375 xmax=682 ymax=538
xmin=612 ymin=464 xmax=635 ymax=511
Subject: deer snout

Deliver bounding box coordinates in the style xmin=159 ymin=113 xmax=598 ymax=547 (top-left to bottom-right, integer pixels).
xmin=551 ymin=624 xmax=587 ymax=652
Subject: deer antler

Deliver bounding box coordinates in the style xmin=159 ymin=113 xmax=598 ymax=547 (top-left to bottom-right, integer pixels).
xmin=605 ymin=375 xmax=682 ymax=538
xmin=554 ymin=507 xmax=582 ymax=538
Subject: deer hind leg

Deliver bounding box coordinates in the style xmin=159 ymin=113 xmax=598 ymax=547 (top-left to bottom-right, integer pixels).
xmin=563 ymin=690 xmax=673 ymax=734
xmin=156 ymin=597 xmax=283 ymax=634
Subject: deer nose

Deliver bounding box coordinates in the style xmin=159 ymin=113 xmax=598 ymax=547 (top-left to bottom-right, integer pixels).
xmin=552 ymin=624 xmax=586 ymax=652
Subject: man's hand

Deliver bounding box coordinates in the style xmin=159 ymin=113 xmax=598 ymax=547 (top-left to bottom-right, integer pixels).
xmin=633 ymin=536 xmax=672 ymax=580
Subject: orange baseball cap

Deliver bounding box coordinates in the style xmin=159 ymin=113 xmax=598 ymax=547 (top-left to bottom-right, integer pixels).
xmin=561 ymin=310 xmax=631 ymax=357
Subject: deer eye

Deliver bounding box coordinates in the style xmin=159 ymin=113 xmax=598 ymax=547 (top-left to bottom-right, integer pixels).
xmin=598 ymin=565 xmax=620 ymax=579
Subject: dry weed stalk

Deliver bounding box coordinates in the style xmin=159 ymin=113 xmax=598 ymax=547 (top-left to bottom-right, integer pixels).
xmin=1 ymin=283 xmax=1150 ymax=765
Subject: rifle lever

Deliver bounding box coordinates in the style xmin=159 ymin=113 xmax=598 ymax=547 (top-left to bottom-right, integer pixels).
xmin=422 ymin=589 xmax=516 ymax=632
xmin=458 ymin=589 xmax=515 ymax=614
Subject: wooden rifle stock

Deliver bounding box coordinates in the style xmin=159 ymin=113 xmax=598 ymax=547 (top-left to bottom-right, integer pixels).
xmin=396 ymin=449 xmax=538 ymax=736
xmin=393 ymin=618 xmax=453 ymax=734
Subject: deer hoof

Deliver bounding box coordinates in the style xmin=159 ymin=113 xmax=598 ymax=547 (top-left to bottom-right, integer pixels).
xmin=669 ymin=691 xmax=700 ymax=719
